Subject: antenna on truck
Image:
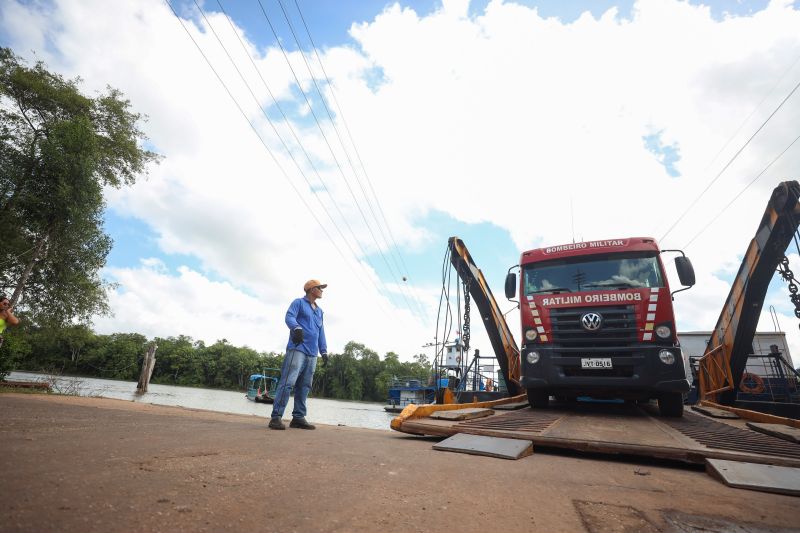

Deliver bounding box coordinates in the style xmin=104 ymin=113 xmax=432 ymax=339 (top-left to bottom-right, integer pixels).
xmin=570 ymin=197 xmax=575 ymax=243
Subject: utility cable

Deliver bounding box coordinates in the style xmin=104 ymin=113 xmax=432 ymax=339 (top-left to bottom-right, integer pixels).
xmin=256 ymin=0 xmax=420 ymax=320
xmin=704 ymin=51 xmax=800 ymax=172
xmin=660 ymin=75 xmax=800 ymax=243
xmin=276 ymin=0 xmax=408 ymax=295
xmin=290 ymin=0 xmax=430 ymax=322
xmin=215 ymin=0 xmax=368 ymax=262
xmin=193 ymin=0 xmax=393 ymax=304
xmin=683 ymin=132 xmax=800 ymax=249
xmin=214 ymin=0 xmax=408 ymax=317
xmin=164 ymin=0 xmax=389 ymax=314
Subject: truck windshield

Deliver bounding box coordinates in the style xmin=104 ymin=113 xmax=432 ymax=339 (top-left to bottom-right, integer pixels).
xmin=523 ymin=252 xmax=664 ymax=295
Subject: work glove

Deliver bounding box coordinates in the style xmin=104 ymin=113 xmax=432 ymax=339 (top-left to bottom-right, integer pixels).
xmin=291 ymin=327 xmax=304 ymax=345
xmin=321 ymin=352 xmax=329 ymax=367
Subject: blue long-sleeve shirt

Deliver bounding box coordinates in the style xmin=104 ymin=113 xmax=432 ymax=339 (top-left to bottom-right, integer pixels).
xmin=285 ymin=297 xmax=327 ymax=356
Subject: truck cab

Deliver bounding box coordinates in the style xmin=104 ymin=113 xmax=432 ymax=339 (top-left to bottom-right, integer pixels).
xmin=505 ymin=237 xmax=695 ymax=416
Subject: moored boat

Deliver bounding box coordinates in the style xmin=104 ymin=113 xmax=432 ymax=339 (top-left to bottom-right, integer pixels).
xmin=246 ymin=369 xmax=280 ymax=404
xmin=384 ymin=376 xmax=436 ymax=413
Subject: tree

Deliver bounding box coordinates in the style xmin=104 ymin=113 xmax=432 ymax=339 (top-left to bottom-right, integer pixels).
xmin=0 ymin=48 xmax=159 ymax=325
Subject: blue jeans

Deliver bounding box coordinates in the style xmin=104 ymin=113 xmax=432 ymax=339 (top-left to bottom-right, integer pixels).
xmin=271 ymin=349 xmax=317 ymax=419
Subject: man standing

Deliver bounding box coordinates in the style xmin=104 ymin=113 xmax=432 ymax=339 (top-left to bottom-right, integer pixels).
xmin=269 ymin=280 xmax=329 ymax=430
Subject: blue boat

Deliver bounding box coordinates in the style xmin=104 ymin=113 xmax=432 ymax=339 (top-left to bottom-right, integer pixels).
xmin=246 ymin=368 xmax=280 ymax=404
xmin=384 ymin=376 xmax=436 ymax=413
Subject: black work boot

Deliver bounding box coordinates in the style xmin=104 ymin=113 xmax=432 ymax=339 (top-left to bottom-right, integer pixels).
xmin=289 ymin=417 xmax=316 ymax=430
xmin=268 ymin=417 xmax=286 ymax=430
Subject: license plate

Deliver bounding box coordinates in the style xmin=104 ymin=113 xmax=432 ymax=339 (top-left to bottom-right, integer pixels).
xmin=581 ymin=358 xmax=613 ymax=369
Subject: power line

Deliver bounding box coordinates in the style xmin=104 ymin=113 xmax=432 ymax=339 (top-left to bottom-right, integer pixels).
xmin=214 ymin=0 xmax=372 ymax=264
xmin=255 ymin=0 xmax=422 ymax=320
xmin=660 ymin=75 xmax=800 ymax=243
xmin=276 ymin=0 xmax=400 ymax=276
xmin=703 ymin=50 xmax=800 ymax=172
xmin=289 ymin=0 xmax=430 ymax=322
xmin=683 ymin=132 xmax=800 ymax=249
xmin=163 ymin=0 xmax=390 ymax=315
xmin=212 ymin=0 xmax=411 ymax=314
xmin=193 ymin=0 xmax=396 ymax=306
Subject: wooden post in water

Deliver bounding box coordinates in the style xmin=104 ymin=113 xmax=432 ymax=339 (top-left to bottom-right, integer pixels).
xmin=136 ymin=343 xmax=158 ymax=393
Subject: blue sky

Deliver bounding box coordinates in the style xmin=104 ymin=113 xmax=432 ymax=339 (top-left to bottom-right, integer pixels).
xmin=3 ymin=0 xmax=800 ymax=360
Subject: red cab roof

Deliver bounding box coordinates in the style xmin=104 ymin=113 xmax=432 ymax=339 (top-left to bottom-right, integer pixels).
xmin=521 ymin=237 xmax=660 ymax=264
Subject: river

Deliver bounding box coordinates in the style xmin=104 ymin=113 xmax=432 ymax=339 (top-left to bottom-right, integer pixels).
xmin=7 ymin=371 xmax=395 ymax=431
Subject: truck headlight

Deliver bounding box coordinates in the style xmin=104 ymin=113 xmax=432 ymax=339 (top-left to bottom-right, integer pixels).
xmin=659 ymin=349 xmax=675 ymax=365
xmin=525 ymin=329 xmax=538 ymax=341
xmin=526 ymin=351 xmax=540 ymax=364
xmin=655 ymin=324 xmax=671 ymax=339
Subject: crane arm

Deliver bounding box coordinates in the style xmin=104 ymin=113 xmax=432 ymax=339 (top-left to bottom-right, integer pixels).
xmin=448 ymin=237 xmax=522 ymax=396
xmin=700 ymin=180 xmax=800 ymax=404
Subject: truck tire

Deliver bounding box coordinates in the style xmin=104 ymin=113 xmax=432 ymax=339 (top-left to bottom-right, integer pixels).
xmin=527 ymin=388 xmax=549 ymax=409
xmin=658 ymin=393 xmax=683 ymax=417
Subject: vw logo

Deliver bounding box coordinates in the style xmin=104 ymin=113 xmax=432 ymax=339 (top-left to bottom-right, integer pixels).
xmin=581 ymin=312 xmax=602 ymax=331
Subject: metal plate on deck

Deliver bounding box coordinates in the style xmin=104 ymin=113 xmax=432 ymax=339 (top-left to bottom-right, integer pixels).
xmin=706 ymin=459 xmax=800 ymax=496
xmin=494 ymin=401 xmax=530 ymax=411
xmin=691 ymin=405 xmax=739 ymax=419
xmin=746 ymin=422 xmax=800 ymax=444
xmin=433 ymin=433 xmax=533 ymax=460
xmin=429 ymin=408 xmax=494 ymax=421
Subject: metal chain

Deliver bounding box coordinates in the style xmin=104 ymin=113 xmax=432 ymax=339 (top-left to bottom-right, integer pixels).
xmin=777 ymin=255 xmax=800 ymax=325
xmin=462 ymin=279 xmax=471 ymax=351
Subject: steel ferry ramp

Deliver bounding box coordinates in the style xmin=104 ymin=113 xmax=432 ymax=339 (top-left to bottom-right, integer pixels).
xmin=393 ymin=401 xmax=800 ymax=468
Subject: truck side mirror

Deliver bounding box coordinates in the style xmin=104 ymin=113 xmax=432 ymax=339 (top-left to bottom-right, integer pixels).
xmin=675 ymin=256 xmax=695 ymax=287
xmin=505 ymin=273 xmax=517 ymax=299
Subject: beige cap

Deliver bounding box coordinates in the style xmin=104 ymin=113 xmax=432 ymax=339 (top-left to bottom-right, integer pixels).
xmin=303 ymin=279 xmax=328 ymax=292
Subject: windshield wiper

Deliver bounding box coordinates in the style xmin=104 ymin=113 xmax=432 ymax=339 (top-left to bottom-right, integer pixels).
xmin=528 ymin=287 xmax=572 ymax=294
xmin=584 ymin=282 xmax=636 ymax=289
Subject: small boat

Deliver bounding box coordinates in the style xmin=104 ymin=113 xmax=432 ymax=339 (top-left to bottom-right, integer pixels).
xmin=246 ymin=369 xmax=280 ymax=404
xmin=384 ymin=376 xmax=436 ymax=413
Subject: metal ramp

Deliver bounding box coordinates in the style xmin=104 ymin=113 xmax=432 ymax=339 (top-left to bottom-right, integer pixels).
xmin=395 ymin=402 xmax=800 ymax=467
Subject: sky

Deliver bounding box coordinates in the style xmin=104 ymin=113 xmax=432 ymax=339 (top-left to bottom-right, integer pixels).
xmin=2 ymin=0 xmax=800 ymax=366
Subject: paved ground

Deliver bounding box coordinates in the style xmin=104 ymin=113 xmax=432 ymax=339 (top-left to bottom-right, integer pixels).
xmin=0 ymin=393 xmax=797 ymax=532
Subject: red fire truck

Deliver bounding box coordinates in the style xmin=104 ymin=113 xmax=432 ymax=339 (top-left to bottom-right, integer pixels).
xmin=504 ymin=237 xmax=696 ymax=416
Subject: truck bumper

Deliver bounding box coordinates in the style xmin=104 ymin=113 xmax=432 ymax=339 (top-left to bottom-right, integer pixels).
xmin=521 ymin=346 xmax=690 ymax=399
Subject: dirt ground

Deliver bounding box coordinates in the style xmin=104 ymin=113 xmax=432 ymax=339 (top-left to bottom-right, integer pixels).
xmin=0 ymin=394 xmax=797 ymax=532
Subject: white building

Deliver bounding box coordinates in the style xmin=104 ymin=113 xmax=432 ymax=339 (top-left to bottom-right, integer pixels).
xmin=679 ymin=331 xmax=795 ymax=374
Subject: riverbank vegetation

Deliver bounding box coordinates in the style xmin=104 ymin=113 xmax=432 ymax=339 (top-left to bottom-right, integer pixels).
xmin=0 ymin=323 xmax=432 ymax=402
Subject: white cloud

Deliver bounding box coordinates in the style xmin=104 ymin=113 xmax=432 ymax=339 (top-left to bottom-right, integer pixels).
xmin=3 ymin=0 xmax=800 ymax=362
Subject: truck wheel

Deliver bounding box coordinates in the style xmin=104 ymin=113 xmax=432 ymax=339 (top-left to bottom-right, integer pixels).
xmin=658 ymin=393 xmax=683 ymax=417
xmin=527 ymin=388 xmax=549 ymax=409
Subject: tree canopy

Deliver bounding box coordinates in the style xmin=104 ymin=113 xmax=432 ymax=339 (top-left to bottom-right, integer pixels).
xmin=0 ymin=47 xmax=159 ymax=325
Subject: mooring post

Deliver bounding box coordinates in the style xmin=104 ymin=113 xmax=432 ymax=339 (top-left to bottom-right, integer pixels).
xmin=136 ymin=343 xmax=158 ymax=393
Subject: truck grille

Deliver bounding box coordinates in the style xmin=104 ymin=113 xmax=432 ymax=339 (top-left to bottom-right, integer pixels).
xmin=550 ymin=305 xmax=638 ymax=348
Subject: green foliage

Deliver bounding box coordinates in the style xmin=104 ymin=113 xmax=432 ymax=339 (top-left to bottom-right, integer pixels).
xmin=313 ymin=341 xmax=433 ymax=402
xmin=6 ymin=323 xmax=433 ymax=402
xmin=0 ymin=47 xmax=159 ymax=325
